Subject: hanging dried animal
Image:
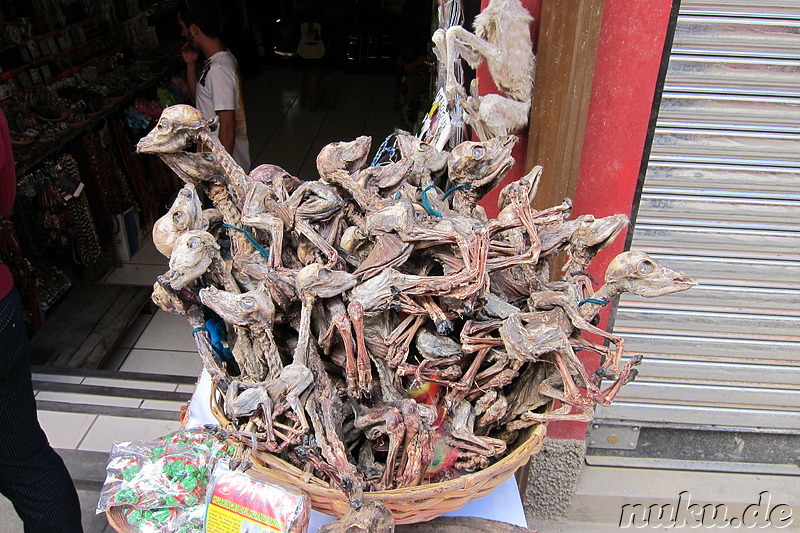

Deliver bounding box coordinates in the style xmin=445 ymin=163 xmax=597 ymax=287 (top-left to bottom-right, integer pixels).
xmin=137 ymin=105 xmax=694 ymax=529
xmin=433 ymin=0 xmax=536 ymax=140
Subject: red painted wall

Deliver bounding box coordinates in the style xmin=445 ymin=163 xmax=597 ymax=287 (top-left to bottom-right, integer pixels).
xmin=547 ymin=0 xmax=674 ymax=439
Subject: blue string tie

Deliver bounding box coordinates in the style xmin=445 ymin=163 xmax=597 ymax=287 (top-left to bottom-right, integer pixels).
xmin=421 ymin=184 xmax=472 ymax=218
xmin=440 ymin=183 xmax=471 ymax=201
xmin=421 ymin=185 xmax=443 ymax=218
xmin=370 ymin=134 xmax=399 ymax=166
xmin=579 ymin=297 xmax=609 ymax=306
xmin=222 ymin=223 xmax=270 ymax=261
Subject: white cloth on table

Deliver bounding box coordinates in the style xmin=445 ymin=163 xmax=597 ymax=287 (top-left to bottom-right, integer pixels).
xmin=185 ymin=369 xmax=528 ymax=531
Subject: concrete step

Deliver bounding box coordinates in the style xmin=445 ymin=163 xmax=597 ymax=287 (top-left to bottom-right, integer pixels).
xmin=528 ymin=464 xmax=800 ymax=532
xmin=32 ymin=365 xmax=195 ymax=421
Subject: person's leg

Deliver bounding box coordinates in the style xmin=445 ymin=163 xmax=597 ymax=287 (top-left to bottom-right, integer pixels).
xmin=0 ymin=287 xmax=83 ymax=533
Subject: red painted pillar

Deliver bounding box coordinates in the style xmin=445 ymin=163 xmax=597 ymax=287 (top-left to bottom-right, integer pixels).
xmin=473 ymin=0 xmax=674 ymax=439
xmin=548 ymin=0 xmax=674 ymax=439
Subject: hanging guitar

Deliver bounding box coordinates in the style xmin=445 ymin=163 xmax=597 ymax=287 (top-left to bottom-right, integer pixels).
xmin=297 ymin=20 xmax=325 ymax=60
xmin=273 ymin=0 xmax=297 ymax=58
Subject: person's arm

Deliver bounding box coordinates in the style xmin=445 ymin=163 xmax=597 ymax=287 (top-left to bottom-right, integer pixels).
xmin=182 ymin=43 xmax=199 ymax=102
xmin=215 ymin=109 xmax=236 ymax=155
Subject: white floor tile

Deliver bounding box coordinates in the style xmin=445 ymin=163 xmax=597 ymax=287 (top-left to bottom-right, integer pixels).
xmin=129 ymin=238 xmax=168 ymax=266
xmin=133 ymin=310 xmax=196 ymax=352
xmin=119 ymin=349 xmax=203 ymax=377
xmin=37 ymin=410 xmax=97 ymax=449
xmin=37 ymin=391 xmax=142 ymax=408
xmin=78 ymin=416 xmax=182 ymax=452
xmin=140 ymin=399 xmax=187 ymax=412
xmin=175 ymin=383 xmax=197 ymax=394
xmin=31 ymin=373 xmax=84 ymax=384
xmin=82 ymin=376 xmax=178 ymax=392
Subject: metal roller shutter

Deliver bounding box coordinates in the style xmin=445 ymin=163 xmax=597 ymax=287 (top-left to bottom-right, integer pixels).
xmin=589 ymin=0 xmax=800 ymax=470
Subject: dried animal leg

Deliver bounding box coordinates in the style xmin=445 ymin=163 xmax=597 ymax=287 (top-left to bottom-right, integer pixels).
xmin=351 ymin=400 xmax=405 ymax=491
xmin=385 ymin=314 xmax=427 ymax=368
xmin=445 ymin=401 xmax=506 ymax=458
xmin=500 ymin=313 xmax=597 ymax=407
xmin=333 ymin=311 xmax=360 ymax=398
xmin=348 ymin=301 xmax=373 ymax=397
xmin=395 ymin=400 xmax=435 ymax=488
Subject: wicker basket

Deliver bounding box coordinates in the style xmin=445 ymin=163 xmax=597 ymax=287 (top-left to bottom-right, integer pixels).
xmin=210 ymin=383 xmax=547 ymax=525
xmin=106 ymin=387 xmax=547 ymax=531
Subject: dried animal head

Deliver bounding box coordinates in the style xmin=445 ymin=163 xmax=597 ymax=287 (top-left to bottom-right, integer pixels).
xmin=317 ymin=136 xmax=373 ymax=180
xmin=563 ymin=213 xmax=629 ymax=273
xmin=604 ymin=251 xmax=696 ymax=298
xmin=161 ymin=230 xmax=220 ymax=289
xmin=152 ymin=183 xmax=206 ymax=257
xmin=448 ymin=136 xmax=517 ymax=196
xmin=296 ymin=263 xmax=358 ymax=301
xmin=136 ymin=104 xmax=215 ymax=154
xmin=199 ymin=285 xmax=275 ymax=327
xmin=497 ymin=166 xmax=541 ymax=212
xmin=394 ymin=129 xmax=448 ymax=187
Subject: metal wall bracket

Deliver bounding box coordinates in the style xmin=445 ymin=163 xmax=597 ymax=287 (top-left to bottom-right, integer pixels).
xmin=586 ymin=423 xmax=640 ymax=450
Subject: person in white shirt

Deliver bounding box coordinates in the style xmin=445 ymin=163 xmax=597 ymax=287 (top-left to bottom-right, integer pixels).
xmin=178 ymin=0 xmax=250 ymax=171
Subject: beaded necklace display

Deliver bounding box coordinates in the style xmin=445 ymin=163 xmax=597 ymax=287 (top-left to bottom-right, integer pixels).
xmin=37 ymin=171 xmax=72 ymax=250
xmin=79 ymin=132 xmax=127 ymax=240
xmin=57 ymin=153 xmax=102 ymax=265
xmin=12 ymin=172 xmax=52 ymax=255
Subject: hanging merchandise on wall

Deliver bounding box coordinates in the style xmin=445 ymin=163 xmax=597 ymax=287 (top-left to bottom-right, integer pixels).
xmin=110 ymin=117 xmax=160 ymax=227
xmin=422 ymin=0 xmax=466 ymax=150
xmin=76 ymin=123 xmax=135 ymax=243
xmin=55 ymin=153 xmax=102 ymax=266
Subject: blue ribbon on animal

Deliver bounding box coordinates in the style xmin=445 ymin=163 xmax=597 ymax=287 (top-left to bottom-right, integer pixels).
xmin=193 ymin=320 xmax=235 ymax=363
xmin=222 ymin=223 xmax=270 ymax=261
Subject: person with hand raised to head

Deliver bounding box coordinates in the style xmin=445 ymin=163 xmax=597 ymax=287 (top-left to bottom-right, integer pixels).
xmin=179 ymin=0 xmax=251 ymax=171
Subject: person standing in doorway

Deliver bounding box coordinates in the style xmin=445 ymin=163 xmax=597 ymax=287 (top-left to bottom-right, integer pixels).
xmin=179 ymin=0 xmax=251 ymax=171
xmin=0 ymin=110 xmax=83 ymax=532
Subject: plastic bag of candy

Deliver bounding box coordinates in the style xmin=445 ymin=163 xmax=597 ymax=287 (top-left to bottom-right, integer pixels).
xmin=97 ymin=425 xmax=235 ymax=532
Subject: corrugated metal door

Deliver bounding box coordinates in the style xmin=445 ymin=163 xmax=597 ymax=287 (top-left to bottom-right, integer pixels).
xmin=593 ymin=0 xmax=800 ymax=445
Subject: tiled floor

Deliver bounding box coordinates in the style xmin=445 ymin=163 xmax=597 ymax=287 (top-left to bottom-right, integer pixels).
xmin=0 ymin=63 xmax=409 ymax=532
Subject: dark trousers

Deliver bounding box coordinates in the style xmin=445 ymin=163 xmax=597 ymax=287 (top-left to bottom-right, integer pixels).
xmin=0 ymin=287 xmax=83 ymax=532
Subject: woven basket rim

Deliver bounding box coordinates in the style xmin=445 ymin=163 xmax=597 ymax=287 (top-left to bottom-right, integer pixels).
xmin=210 ymin=381 xmax=548 ymax=515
